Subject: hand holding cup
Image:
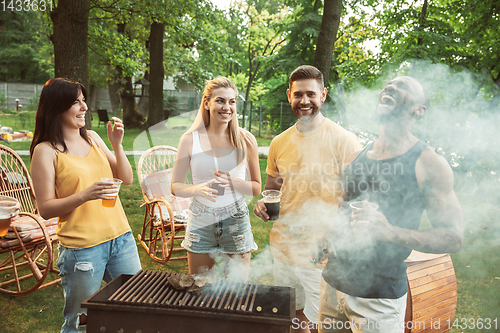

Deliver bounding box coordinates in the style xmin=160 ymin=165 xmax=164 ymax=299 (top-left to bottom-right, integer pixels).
xmin=349 ymin=200 xmax=378 ymax=240
xmin=210 ymin=170 xmax=228 ymax=197
xmin=262 ymin=190 xmax=282 ymax=221
xmin=100 ymin=178 xmax=122 ymax=208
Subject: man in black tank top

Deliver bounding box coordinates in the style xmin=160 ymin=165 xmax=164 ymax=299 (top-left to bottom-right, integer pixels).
xmin=317 ymin=77 xmax=463 ymax=333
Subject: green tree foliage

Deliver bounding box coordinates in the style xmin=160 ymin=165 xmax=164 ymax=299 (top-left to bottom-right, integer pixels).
xmin=88 ymin=1 xmax=147 ymax=86
xmin=168 ymin=1 xmax=232 ymax=90
xmin=266 ymin=0 xmax=321 ymax=80
xmin=241 ymin=3 xmax=288 ymax=110
xmin=85 ymin=0 xmax=228 ymax=127
xmin=333 ymin=14 xmax=378 ymax=87
xmin=377 ymin=0 xmax=463 ymax=66
xmin=88 ymin=0 xmax=229 ymax=94
xmin=0 ymin=10 xmax=52 ymax=83
xmin=440 ymin=0 xmax=500 ymax=90
xmin=374 ymin=0 xmax=499 ymax=91
xmin=341 ymin=0 xmax=500 ymax=191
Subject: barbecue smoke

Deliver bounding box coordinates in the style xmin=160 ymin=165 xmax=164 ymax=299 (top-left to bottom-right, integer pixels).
xmin=322 ymin=59 xmax=500 ymax=301
xmin=336 ymin=59 xmax=500 ymax=205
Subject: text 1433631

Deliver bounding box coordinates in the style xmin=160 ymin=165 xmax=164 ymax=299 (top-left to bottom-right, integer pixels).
xmin=1 ymin=0 xmax=53 ymax=12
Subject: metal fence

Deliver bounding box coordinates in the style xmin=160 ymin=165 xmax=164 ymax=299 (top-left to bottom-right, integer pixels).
xmin=0 ymin=82 xmax=113 ymax=112
xmin=239 ymin=101 xmax=344 ymax=138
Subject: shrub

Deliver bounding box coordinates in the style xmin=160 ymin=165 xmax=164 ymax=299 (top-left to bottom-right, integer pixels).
xmin=0 ymin=92 xmax=8 ymax=110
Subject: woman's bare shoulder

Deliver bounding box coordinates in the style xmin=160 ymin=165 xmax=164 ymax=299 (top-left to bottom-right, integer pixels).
xmin=32 ymin=141 xmax=56 ymax=155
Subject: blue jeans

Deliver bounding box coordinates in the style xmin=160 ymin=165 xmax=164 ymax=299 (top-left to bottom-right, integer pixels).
xmin=57 ymin=231 xmax=141 ymax=333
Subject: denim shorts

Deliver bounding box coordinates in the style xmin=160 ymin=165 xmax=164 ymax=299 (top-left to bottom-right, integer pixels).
xmin=181 ymin=197 xmax=258 ymax=255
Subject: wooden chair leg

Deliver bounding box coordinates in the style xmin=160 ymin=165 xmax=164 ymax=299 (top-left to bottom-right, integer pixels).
xmin=0 ymin=214 xmax=60 ymax=296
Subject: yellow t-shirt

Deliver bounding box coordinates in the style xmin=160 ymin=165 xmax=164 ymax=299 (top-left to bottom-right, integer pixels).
xmin=267 ymin=119 xmax=361 ymax=267
xmin=54 ymin=143 xmax=131 ymax=248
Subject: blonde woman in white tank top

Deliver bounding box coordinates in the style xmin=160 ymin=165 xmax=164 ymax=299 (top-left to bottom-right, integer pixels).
xmin=172 ymin=77 xmax=261 ymax=280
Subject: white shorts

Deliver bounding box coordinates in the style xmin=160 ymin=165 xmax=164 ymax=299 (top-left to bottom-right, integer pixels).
xmin=273 ymin=258 xmax=323 ymax=323
xmin=318 ymin=278 xmax=407 ymax=333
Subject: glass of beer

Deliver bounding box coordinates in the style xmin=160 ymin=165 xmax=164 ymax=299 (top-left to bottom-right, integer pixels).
xmin=0 ymin=195 xmax=20 ymax=237
xmin=101 ymin=178 xmax=122 ymax=208
xmin=262 ymin=190 xmax=282 ymax=221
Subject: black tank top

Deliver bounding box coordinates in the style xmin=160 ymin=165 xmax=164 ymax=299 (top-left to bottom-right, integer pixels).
xmin=322 ymin=140 xmax=427 ymax=299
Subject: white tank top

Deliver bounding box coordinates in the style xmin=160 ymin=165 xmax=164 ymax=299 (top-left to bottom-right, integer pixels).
xmin=190 ymin=131 xmax=245 ymax=207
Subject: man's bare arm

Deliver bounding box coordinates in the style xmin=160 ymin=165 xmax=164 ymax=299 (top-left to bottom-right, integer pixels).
xmin=264 ymin=174 xmax=283 ymax=191
xmin=389 ymin=150 xmax=464 ymax=253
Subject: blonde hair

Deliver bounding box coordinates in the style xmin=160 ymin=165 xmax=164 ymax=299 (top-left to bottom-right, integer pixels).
xmin=187 ymin=77 xmax=251 ymax=164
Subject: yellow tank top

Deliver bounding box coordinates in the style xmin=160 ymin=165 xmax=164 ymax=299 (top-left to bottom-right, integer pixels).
xmin=54 ymin=141 xmax=131 ymax=248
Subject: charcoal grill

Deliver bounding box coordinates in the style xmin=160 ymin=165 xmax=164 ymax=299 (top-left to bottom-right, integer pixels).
xmin=81 ymin=270 xmax=295 ymax=333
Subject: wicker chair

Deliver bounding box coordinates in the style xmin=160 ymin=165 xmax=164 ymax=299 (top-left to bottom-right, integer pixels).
xmin=0 ymin=144 xmax=61 ymax=296
xmin=137 ymin=146 xmax=190 ymax=263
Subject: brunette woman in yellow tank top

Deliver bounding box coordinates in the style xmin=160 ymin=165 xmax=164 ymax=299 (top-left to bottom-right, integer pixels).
xmin=29 ymin=78 xmax=141 ymax=333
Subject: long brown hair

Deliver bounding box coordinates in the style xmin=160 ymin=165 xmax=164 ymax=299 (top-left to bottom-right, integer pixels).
xmin=29 ymin=78 xmax=90 ymax=158
xmin=187 ymin=77 xmax=251 ymax=164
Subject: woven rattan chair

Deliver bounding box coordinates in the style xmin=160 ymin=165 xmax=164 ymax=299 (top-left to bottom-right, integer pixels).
xmin=0 ymin=144 xmax=61 ymax=296
xmin=137 ymin=146 xmax=190 ymax=263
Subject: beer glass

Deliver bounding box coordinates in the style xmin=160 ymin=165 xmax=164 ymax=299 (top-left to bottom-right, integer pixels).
xmin=262 ymin=190 xmax=282 ymax=221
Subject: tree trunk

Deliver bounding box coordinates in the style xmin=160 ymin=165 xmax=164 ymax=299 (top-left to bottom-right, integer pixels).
xmin=313 ymin=0 xmax=321 ymax=12
xmin=116 ymin=23 xmax=145 ymax=129
xmin=87 ymin=84 xmax=97 ymax=113
xmin=243 ymin=41 xmax=254 ymax=125
xmin=147 ymin=22 xmax=165 ymax=127
xmin=50 ymin=0 xmax=91 ymax=129
xmin=417 ymin=0 xmax=428 ymax=47
xmin=120 ymin=76 xmax=145 ymax=128
xmin=313 ymin=0 xmax=343 ymax=88
xmin=108 ymin=81 xmax=121 ymax=114
xmin=138 ymin=71 xmax=150 ymax=118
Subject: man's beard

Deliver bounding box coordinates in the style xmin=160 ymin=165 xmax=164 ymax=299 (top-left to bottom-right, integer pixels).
xmin=293 ymin=105 xmax=320 ymax=122
xmin=373 ymin=103 xmax=411 ymax=124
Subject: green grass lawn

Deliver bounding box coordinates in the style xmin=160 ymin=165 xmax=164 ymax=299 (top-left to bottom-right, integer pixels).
xmin=0 ymin=110 xmax=499 ymax=332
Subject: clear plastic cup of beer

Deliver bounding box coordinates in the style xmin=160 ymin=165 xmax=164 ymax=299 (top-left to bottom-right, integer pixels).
xmin=349 ymin=200 xmax=378 ymax=240
xmin=100 ymin=178 xmax=122 ymax=208
xmin=0 ymin=195 xmax=20 ymax=236
xmin=349 ymin=200 xmax=378 ymax=216
xmin=262 ymin=190 xmax=282 ymax=221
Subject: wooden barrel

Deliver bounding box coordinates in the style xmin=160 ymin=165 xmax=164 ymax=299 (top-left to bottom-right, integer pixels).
xmin=404 ymin=251 xmax=457 ymax=333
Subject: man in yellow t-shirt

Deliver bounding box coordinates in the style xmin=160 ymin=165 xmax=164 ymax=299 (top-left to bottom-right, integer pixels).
xmin=254 ymin=65 xmax=361 ymax=333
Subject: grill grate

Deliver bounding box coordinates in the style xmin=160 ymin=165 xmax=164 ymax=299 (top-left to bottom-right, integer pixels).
xmin=106 ymin=270 xmax=264 ymax=314
xmin=82 ymin=271 xmax=295 ymax=333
